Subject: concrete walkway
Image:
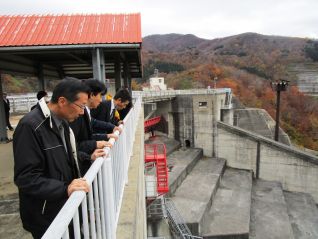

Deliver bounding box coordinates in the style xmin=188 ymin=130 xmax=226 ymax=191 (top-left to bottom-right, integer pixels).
xmin=0 ymin=115 xmax=23 ymax=199
xmin=0 ymin=114 xmax=32 ymax=238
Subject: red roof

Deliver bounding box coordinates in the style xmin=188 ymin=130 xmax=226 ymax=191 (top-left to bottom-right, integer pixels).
xmin=0 ymin=13 xmax=142 ymax=47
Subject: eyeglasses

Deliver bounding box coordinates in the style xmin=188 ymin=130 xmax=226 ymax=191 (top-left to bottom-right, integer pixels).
xmin=71 ymin=102 xmax=86 ymax=110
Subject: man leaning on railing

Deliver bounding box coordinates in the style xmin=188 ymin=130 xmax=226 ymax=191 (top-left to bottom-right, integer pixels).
xmin=13 ymin=78 xmax=91 ymax=239
xmin=69 ymin=78 xmax=121 ymax=176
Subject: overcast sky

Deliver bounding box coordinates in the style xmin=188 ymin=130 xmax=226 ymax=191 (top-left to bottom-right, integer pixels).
xmin=0 ymin=0 xmax=317 ymax=40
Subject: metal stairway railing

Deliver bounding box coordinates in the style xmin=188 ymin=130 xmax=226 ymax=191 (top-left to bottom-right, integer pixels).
xmin=164 ymin=198 xmax=203 ymax=239
xmin=147 ymin=196 xmax=167 ymax=220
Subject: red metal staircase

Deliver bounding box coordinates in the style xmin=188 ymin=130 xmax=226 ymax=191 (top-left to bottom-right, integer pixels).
xmin=145 ymin=144 xmax=169 ymax=195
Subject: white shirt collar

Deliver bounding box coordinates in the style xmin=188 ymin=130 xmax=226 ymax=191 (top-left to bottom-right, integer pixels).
xmin=85 ymin=106 xmax=91 ymax=121
xmin=111 ymin=99 xmax=115 ymax=113
xmin=38 ymin=97 xmax=53 ymax=128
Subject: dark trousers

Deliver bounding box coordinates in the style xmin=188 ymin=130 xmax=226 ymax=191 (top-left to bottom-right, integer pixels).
xmin=5 ymin=111 xmax=13 ymax=129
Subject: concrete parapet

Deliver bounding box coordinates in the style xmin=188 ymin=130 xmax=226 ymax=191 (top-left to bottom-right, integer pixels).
xmin=218 ymin=121 xmax=318 ymax=203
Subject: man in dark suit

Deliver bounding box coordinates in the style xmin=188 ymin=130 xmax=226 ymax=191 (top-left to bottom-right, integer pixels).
xmin=2 ymin=92 xmax=14 ymax=131
xmin=70 ymin=79 xmax=119 ymax=174
xmin=91 ymin=88 xmax=132 ymax=129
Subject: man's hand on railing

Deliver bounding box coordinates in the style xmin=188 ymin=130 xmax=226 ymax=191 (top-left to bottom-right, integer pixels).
xmin=90 ymin=148 xmax=106 ymax=161
xmin=107 ymin=133 xmax=119 ymax=141
xmin=113 ymin=126 xmax=122 ymax=134
xmin=67 ymin=178 xmax=90 ymax=197
xmin=96 ymin=140 xmax=112 ymax=149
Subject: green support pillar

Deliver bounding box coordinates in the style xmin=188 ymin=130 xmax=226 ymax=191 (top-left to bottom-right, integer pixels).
xmin=92 ymin=48 xmax=105 ymax=83
xmin=37 ymin=63 xmax=46 ymax=91
xmin=0 ymin=74 xmax=8 ymax=142
xmin=123 ymin=61 xmax=132 ymax=94
xmin=114 ymin=58 xmax=121 ymax=91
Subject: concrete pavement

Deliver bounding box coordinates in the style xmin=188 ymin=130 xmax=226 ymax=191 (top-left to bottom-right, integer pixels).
xmin=0 ymin=114 xmax=32 ymax=238
xmin=0 ymin=114 xmax=22 ymax=199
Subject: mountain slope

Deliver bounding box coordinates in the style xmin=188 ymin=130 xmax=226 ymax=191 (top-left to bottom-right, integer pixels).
xmin=141 ymin=32 xmax=318 ymax=151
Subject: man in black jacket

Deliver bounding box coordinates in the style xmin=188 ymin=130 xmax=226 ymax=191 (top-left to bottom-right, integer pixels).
xmin=13 ymin=79 xmax=90 ymax=238
xmin=91 ymin=88 xmax=132 ymax=128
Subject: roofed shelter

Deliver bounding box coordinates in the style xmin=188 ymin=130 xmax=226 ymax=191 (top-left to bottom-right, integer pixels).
xmin=0 ymin=13 xmax=142 ymax=142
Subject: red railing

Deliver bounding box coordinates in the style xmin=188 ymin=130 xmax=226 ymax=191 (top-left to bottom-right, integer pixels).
xmin=144 ymin=116 xmax=161 ymax=133
xmin=145 ymin=144 xmax=169 ymax=195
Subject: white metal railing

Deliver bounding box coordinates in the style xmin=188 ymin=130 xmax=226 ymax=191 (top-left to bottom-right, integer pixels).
xmin=132 ymin=88 xmax=232 ymax=99
xmin=133 ymin=88 xmax=232 ymax=109
xmin=8 ymin=89 xmax=232 ymax=113
xmin=42 ymin=96 xmax=142 ymax=239
xmin=7 ymin=93 xmax=52 ymax=113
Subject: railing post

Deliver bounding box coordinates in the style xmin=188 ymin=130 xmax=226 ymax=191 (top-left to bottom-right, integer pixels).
xmin=102 ymin=157 xmax=116 ymax=239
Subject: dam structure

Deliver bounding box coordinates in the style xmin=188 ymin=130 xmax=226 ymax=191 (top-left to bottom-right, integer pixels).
xmin=1 ymin=88 xmax=318 ymax=239
xmin=142 ymin=89 xmax=318 ymax=239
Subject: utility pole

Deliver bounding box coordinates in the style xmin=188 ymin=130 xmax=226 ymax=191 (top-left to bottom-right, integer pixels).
xmin=212 ymin=76 xmax=218 ymax=157
xmin=271 ymin=79 xmax=288 ymax=142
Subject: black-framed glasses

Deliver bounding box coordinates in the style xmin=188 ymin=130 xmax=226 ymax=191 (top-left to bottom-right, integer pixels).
xmin=71 ymin=102 xmax=86 ymax=110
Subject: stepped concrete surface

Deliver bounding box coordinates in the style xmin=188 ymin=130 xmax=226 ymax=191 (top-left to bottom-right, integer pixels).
xmin=167 ymin=148 xmax=203 ymax=196
xmin=201 ymin=168 xmax=252 ymax=239
xmin=145 ymin=132 xmax=180 ymax=156
xmin=171 ymin=158 xmax=226 ymax=235
xmin=249 ymin=180 xmax=294 ymax=239
xmin=284 ymin=191 xmax=318 ymax=239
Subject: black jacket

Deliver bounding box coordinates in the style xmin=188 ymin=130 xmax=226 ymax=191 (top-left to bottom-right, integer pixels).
xmin=70 ymin=109 xmax=97 ymax=154
xmin=70 ymin=109 xmax=96 ymax=174
xmin=13 ymin=101 xmax=79 ymax=237
xmin=118 ymin=101 xmax=132 ymax=120
xmin=70 ymin=108 xmax=116 ymax=174
xmin=91 ymin=100 xmax=119 ymax=126
xmin=3 ymin=98 xmax=10 ymax=113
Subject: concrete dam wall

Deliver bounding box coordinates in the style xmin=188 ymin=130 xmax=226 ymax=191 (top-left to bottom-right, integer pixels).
xmin=218 ymin=121 xmax=318 ymax=203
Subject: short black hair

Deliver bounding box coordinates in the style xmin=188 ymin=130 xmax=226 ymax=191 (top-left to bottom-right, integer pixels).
xmin=113 ymin=88 xmax=132 ymax=102
xmin=36 ymin=90 xmax=48 ymax=100
xmin=82 ymin=79 xmax=106 ymax=97
xmin=51 ymin=77 xmax=89 ymax=103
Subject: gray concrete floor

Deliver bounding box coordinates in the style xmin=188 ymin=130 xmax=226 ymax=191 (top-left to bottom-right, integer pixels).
xmin=0 ymin=115 xmax=23 ymax=199
xmin=0 ymin=114 xmax=32 ymax=238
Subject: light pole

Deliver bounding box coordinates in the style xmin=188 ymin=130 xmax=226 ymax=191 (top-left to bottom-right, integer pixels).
xmin=214 ymin=76 xmax=217 ymax=89
xmin=271 ymin=79 xmax=288 ymax=142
